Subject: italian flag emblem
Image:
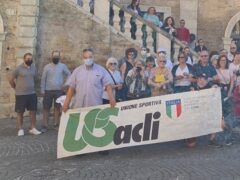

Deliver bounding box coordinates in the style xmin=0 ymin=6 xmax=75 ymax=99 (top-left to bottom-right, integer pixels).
xmin=166 ymin=99 xmax=182 ymax=119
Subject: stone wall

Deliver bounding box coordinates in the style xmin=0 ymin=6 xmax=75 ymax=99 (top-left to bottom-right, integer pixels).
xmin=194 ymin=0 xmax=240 ymax=52
xmin=0 ymin=0 xmax=39 ymax=119
xmin=0 ymin=0 xmax=20 ymax=118
xmin=36 ymin=0 xmax=140 ymax=76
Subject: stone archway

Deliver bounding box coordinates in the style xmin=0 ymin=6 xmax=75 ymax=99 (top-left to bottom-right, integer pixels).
xmin=223 ymin=11 xmax=240 ymax=51
xmin=0 ymin=14 xmax=6 ymax=70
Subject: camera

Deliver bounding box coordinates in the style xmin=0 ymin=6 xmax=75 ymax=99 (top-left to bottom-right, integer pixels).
xmin=136 ymin=67 xmax=142 ymax=73
xmin=235 ymin=70 xmax=240 ymax=76
xmin=133 ymin=89 xmax=140 ymax=98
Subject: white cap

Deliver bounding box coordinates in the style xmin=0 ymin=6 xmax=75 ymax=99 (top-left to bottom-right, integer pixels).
xmin=157 ymin=47 xmax=167 ymax=53
xmin=106 ymin=57 xmax=118 ymax=67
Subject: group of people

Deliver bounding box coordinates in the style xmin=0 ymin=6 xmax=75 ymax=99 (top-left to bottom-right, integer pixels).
xmin=9 ymin=51 xmax=71 ymax=136
xmin=123 ymin=0 xmax=197 ymax=59
xmin=79 ymin=0 xmax=197 ymax=58
xmin=7 ymin=0 xmax=240 ymax=146
xmin=9 ymin=42 xmax=240 ymax=149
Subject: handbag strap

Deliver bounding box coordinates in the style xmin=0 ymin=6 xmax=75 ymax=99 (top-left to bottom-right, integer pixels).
xmin=105 ymin=68 xmax=117 ymax=85
xmin=217 ymin=69 xmax=228 ymax=85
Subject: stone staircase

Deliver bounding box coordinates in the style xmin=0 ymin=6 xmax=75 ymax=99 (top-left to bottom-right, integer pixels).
xmin=65 ymin=0 xmax=142 ymax=48
xmin=65 ymin=0 xmax=198 ymax=62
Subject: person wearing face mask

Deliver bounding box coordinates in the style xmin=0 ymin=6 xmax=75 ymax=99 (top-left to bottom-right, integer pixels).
xmin=63 ymin=48 xmax=116 ymax=113
xmin=125 ymin=60 xmax=148 ymax=100
xmin=9 ymin=53 xmax=41 ymax=136
xmin=40 ymin=50 xmax=71 ymax=132
xmin=140 ymin=47 xmax=151 ymax=62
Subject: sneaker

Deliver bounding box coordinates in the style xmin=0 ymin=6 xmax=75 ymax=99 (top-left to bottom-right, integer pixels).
xmin=29 ymin=128 xmax=42 ymax=135
xmin=225 ymin=140 xmax=233 ymax=146
xmin=17 ymin=129 xmax=24 ymax=136
xmin=41 ymin=126 xmax=48 ymax=133
xmin=208 ymin=140 xmax=222 ymax=148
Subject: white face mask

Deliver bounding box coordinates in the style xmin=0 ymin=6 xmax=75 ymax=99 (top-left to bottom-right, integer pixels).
xmin=84 ymin=58 xmax=94 ymax=66
xmin=141 ymin=50 xmax=147 ymax=56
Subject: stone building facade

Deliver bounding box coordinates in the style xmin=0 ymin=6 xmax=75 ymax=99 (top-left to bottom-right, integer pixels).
xmin=130 ymin=0 xmax=240 ymax=51
xmin=0 ymin=0 xmax=239 ymax=118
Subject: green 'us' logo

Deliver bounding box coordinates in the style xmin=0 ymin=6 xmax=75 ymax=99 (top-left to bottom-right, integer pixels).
xmin=63 ymin=107 xmax=119 ymax=152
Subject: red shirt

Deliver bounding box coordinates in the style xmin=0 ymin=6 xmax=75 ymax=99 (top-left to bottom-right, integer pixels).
xmin=176 ymin=28 xmax=190 ymax=43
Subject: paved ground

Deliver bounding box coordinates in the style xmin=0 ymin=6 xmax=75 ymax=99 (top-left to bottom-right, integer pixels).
xmin=0 ymin=117 xmax=240 ymax=180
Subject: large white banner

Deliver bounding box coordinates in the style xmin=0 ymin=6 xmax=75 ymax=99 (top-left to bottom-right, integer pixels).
xmin=57 ymin=88 xmax=222 ymax=159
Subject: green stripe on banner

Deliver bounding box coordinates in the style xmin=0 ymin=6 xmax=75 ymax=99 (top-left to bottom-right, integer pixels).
xmin=166 ymin=106 xmax=172 ymax=118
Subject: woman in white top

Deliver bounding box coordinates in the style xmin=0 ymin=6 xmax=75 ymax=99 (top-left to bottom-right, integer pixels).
xmin=216 ymin=55 xmax=235 ymax=145
xmin=229 ymin=53 xmax=240 ymax=87
xmin=229 ymin=53 xmax=240 ymax=76
xmin=171 ymin=52 xmax=194 ymax=93
xmin=102 ymin=57 xmax=123 ymax=104
xmin=230 ymin=53 xmax=240 ymax=118
xmin=217 ymin=55 xmax=234 ymax=98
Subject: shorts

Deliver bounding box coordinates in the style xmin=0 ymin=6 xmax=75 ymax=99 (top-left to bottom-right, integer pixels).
xmin=43 ymin=90 xmax=64 ymax=110
xmin=15 ymin=94 xmax=37 ymax=113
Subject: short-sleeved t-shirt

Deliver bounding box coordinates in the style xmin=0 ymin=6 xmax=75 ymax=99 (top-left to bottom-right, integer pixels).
xmin=12 ymin=63 xmax=36 ymax=95
xmin=41 ymin=62 xmax=71 ymax=93
xmin=174 ymin=65 xmax=191 ymax=86
xmin=66 ymin=63 xmax=112 ymax=108
xmin=193 ymin=62 xmax=217 ymax=78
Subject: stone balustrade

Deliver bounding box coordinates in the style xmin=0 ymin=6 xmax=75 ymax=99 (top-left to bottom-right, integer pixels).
xmin=69 ymin=0 xmax=198 ymax=63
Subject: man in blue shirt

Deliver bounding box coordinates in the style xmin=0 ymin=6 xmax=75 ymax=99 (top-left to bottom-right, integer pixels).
xmin=41 ymin=50 xmax=71 ymax=132
xmin=63 ymin=48 xmax=116 ymax=112
xmin=192 ymin=50 xmax=221 ymax=147
xmin=193 ymin=50 xmax=219 ymax=85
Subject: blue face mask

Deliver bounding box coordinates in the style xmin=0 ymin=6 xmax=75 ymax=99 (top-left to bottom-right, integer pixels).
xmin=84 ymin=58 xmax=94 ymax=66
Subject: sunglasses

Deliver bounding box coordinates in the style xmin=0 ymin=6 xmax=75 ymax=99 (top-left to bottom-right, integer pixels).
xmin=158 ymin=51 xmax=166 ymax=54
xmin=178 ymin=56 xmax=185 ymax=59
xmin=109 ymin=62 xmax=117 ymax=65
xmin=147 ymin=63 xmax=154 ymax=66
xmin=128 ymin=53 xmax=135 ymax=56
xmin=159 ymin=61 xmax=166 ymax=63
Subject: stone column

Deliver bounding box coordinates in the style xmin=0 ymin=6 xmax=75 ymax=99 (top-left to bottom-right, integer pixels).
xmin=0 ymin=13 xmax=6 ymax=70
xmin=222 ymin=37 xmax=233 ymax=52
xmin=180 ymin=0 xmax=198 ymax=35
xmin=0 ymin=32 xmax=6 ymax=70
xmin=16 ymin=0 xmax=39 ymax=65
xmin=157 ymin=34 xmax=171 ymax=58
xmin=94 ymin=0 xmax=110 ymax=24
